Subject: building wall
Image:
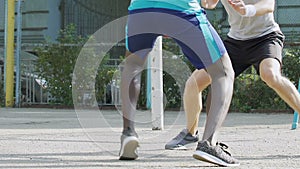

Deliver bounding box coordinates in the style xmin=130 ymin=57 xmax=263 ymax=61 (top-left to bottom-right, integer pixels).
xmin=22 ymin=0 xmax=61 ymax=44
xmin=276 ymin=0 xmax=300 ymax=43
xmin=0 ymin=0 xmax=61 ymax=48
xmin=0 ymin=0 xmax=6 ymax=47
xmin=0 ymin=0 xmax=4 ymax=31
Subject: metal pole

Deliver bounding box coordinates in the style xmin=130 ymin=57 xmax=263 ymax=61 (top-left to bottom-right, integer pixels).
xmin=5 ymin=0 xmax=16 ymax=107
xmin=15 ymin=0 xmax=22 ymax=107
xmin=149 ymin=36 xmax=164 ymax=130
xmin=3 ymin=0 xmax=8 ymax=104
xmin=291 ymin=79 xmax=300 ymax=130
xmin=146 ymin=55 xmax=151 ymax=109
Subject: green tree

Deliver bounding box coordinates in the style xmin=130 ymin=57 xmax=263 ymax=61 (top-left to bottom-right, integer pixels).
xmin=282 ymin=47 xmax=300 ymax=85
xmin=35 ymin=24 xmax=86 ymax=105
xmin=35 ymin=24 xmax=118 ymax=106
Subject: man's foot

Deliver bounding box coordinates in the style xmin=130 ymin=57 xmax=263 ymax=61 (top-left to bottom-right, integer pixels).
xmin=119 ymin=129 xmax=139 ymax=160
xmin=193 ymin=140 xmax=240 ymax=167
xmin=165 ymin=129 xmax=199 ymax=150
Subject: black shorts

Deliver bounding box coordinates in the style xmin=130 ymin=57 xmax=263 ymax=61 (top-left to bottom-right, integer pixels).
xmin=223 ymin=31 xmax=285 ymax=77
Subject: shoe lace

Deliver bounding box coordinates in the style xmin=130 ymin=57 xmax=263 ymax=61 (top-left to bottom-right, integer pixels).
xmin=216 ymin=142 xmax=232 ymax=156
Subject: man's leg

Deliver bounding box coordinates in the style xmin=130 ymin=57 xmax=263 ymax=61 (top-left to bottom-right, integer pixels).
xmin=202 ymin=53 xmax=234 ymax=146
xmin=119 ymin=51 xmax=146 ymax=160
xmin=193 ymin=53 xmax=239 ymax=167
xmin=165 ymin=69 xmax=211 ymax=150
xmin=260 ymin=58 xmax=300 ymax=113
xmin=121 ymin=51 xmax=146 ymax=133
xmin=184 ymin=69 xmax=211 ymax=135
xmin=166 ymin=53 xmax=235 ymax=151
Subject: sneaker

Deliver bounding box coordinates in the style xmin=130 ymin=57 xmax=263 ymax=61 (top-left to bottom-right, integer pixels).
xmin=193 ymin=140 xmax=240 ymax=167
xmin=165 ymin=129 xmax=199 ymax=150
xmin=119 ymin=129 xmax=139 ymax=160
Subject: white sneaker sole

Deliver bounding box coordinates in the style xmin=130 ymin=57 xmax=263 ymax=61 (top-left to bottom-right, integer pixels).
xmin=193 ymin=150 xmax=240 ymax=167
xmin=166 ymin=145 xmax=188 ymax=150
xmin=165 ymin=142 xmax=197 ymax=150
xmin=119 ymin=136 xmax=139 ymax=160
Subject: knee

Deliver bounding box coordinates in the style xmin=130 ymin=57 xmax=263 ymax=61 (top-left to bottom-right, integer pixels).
xmin=125 ymin=51 xmax=146 ymax=68
xmin=185 ymin=76 xmax=199 ymax=93
xmin=227 ymin=67 xmax=235 ymax=81
xmin=185 ymin=70 xmax=211 ymax=93
xmin=260 ymin=69 xmax=280 ymax=88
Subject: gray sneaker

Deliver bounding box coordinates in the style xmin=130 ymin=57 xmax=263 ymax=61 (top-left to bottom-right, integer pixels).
xmin=193 ymin=140 xmax=240 ymax=167
xmin=119 ymin=129 xmax=139 ymax=160
xmin=165 ymin=129 xmax=199 ymax=150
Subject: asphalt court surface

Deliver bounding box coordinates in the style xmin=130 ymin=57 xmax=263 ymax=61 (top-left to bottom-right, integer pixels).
xmin=0 ymin=108 xmax=299 ymax=169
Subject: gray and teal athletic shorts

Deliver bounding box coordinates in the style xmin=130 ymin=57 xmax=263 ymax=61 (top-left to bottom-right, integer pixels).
xmin=125 ymin=8 xmax=227 ymax=69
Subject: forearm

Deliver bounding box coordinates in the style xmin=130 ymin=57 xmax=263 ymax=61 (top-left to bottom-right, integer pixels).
xmin=201 ymin=0 xmax=219 ymax=9
xmin=253 ymin=0 xmax=275 ymax=16
xmin=228 ymin=0 xmax=275 ymax=17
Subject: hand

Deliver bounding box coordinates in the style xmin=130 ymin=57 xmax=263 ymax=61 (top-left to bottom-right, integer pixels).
xmin=227 ymin=0 xmax=247 ymax=15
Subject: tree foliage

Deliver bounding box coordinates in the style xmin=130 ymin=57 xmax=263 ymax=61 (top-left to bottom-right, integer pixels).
xmin=35 ymin=24 xmax=116 ymax=106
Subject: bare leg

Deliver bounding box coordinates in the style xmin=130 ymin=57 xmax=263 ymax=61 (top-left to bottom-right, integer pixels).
xmin=202 ymin=53 xmax=235 ymax=146
xmin=260 ymin=58 xmax=300 ymax=113
xmin=121 ymin=51 xmax=146 ymax=134
xmin=184 ymin=69 xmax=211 ymax=135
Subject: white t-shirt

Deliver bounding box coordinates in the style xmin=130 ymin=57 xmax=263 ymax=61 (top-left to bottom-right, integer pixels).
xmin=221 ymin=0 xmax=281 ymax=40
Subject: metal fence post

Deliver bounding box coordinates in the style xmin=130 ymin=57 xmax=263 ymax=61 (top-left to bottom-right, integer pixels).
xmin=291 ymin=79 xmax=300 ymax=130
xmin=4 ymin=0 xmax=16 ymax=107
xmin=149 ymin=36 xmax=164 ymax=130
xmin=15 ymin=0 xmax=23 ymax=107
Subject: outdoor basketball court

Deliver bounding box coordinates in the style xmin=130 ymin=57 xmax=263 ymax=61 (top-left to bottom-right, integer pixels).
xmin=0 ymin=108 xmax=299 ymax=169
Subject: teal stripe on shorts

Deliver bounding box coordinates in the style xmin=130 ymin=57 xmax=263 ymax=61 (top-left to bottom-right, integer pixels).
xmin=129 ymin=0 xmax=201 ymax=13
xmin=196 ymin=14 xmax=221 ymax=63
